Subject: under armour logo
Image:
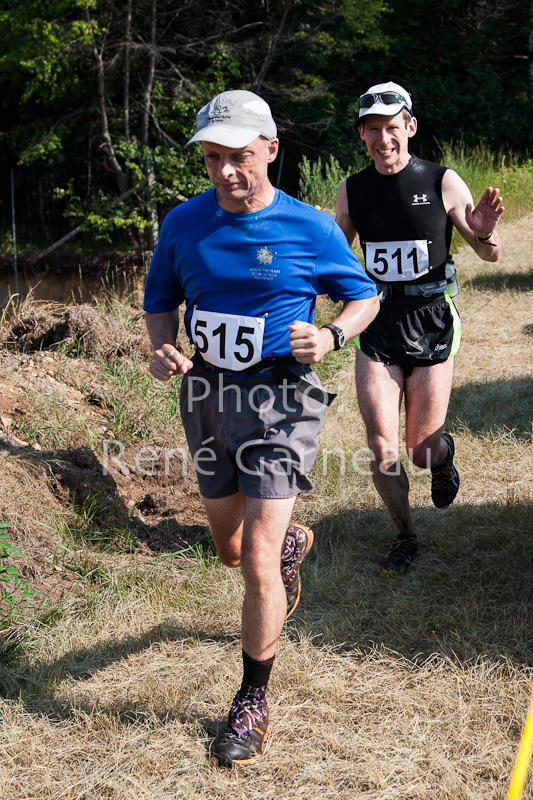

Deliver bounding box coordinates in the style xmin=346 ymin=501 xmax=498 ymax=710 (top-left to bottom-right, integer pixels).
xmin=412 ymin=193 xmax=430 ymax=205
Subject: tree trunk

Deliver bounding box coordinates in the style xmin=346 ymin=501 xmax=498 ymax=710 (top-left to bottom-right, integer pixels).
xmin=143 ymin=0 xmax=159 ymax=247
xmin=254 ymin=2 xmax=292 ymax=94
xmin=124 ymin=0 xmax=132 ymax=142
xmin=85 ymin=5 xmax=129 ymax=195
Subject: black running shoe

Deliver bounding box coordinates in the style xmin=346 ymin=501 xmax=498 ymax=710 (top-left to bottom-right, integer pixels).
xmin=431 ymin=433 xmax=460 ymax=508
xmin=281 ymin=523 xmax=314 ymax=620
xmin=380 ymin=536 xmax=418 ymax=574
xmin=214 ymin=685 xmax=270 ymax=767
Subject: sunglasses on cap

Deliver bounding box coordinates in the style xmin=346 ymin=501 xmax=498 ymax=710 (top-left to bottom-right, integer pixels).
xmin=358 ymin=91 xmax=412 ymax=111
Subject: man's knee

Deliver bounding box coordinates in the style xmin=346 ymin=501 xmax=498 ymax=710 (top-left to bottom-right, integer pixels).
xmin=216 ymin=547 xmax=241 ymax=568
xmin=367 ymin=433 xmax=399 ymax=471
xmin=240 ymin=537 xmax=278 ymax=585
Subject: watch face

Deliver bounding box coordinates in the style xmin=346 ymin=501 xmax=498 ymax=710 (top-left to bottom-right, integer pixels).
xmin=337 ymin=330 xmax=345 ymax=348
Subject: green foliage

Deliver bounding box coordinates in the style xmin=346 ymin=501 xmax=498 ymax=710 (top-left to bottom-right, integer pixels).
xmin=435 ymin=142 xmax=533 ymax=251
xmin=99 ymin=357 xmax=184 ymax=444
xmin=437 ymin=142 xmax=533 ymax=223
xmin=0 ymin=522 xmax=38 ymax=627
xmin=0 ymin=0 xmax=531 ymax=253
xmin=298 ymin=153 xmax=367 ymax=209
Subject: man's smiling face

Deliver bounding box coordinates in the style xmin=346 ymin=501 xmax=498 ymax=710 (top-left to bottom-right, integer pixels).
xmin=358 ymin=112 xmax=417 ymax=175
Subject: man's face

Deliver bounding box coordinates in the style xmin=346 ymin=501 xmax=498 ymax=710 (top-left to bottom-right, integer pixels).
xmin=358 ymin=113 xmax=417 ymax=174
xmin=201 ymin=137 xmax=278 ymax=212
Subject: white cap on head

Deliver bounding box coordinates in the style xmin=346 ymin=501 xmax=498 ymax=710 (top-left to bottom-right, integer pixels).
xmin=187 ymin=90 xmax=277 ymax=148
xmin=358 ymin=81 xmax=412 ymax=119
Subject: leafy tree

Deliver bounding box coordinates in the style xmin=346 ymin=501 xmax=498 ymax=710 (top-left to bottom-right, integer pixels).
xmin=0 ymin=0 xmax=530 ymax=256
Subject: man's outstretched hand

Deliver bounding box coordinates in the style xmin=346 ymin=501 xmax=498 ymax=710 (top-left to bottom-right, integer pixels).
xmin=466 ymin=186 xmax=504 ymax=238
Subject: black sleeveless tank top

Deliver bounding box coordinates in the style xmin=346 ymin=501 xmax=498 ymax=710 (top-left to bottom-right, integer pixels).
xmin=345 ymin=155 xmax=452 ymax=285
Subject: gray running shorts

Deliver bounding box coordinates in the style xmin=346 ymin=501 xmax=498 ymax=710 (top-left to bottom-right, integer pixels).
xmin=179 ymin=362 xmax=325 ymax=499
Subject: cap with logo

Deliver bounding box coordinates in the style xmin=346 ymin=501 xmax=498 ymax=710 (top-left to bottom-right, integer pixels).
xmin=358 ymin=81 xmax=412 ymax=119
xmin=187 ymin=90 xmax=277 ymax=148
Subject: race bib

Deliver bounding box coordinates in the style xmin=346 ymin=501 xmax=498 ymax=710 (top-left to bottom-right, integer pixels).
xmin=365 ymin=240 xmax=430 ymax=282
xmin=191 ymin=308 xmax=265 ymax=371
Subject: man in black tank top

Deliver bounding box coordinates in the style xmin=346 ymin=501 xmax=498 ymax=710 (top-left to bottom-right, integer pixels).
xmin=335 ymin=81 xmax=504 ymax=573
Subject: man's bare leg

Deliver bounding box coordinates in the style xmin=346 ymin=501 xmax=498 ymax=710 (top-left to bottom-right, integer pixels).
xmin=404 ymin=359 xmax=454 ymax=468
xmin=405 ymin=358 xmax=459 ymax=508
xmin=356 ymin=350 xmax=415 ymax=538
xmin=202 ymin=492 xmax=245 ymax=568
xmin=202 ymin=493 xmax=295 ymax=659
xmin=203 ymin=493 xmax=296 ymax=765
xmin=240 ymin=496 xmax=296 ymax=659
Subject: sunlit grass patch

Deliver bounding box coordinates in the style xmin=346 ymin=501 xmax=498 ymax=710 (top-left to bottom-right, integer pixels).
xmin=96 ymin=357 xmax=184 ymax=445
xmin=437 ymin=143 xmax=533 ymax=253
xmin=14 ymin=388 xmax=102 ymax=450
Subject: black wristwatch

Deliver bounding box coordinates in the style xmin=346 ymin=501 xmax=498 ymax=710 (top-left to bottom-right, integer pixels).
xmin=321 ymin=323 xmax=345 ymax=350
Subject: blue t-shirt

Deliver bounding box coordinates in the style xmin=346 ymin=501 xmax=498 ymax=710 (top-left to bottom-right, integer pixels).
xmin=144 ymin=188 xmax=376 ymax=358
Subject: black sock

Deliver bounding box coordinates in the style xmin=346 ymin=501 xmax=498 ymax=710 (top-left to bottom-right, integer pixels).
xmin=241 ymin=649 xmax=275 ymax=690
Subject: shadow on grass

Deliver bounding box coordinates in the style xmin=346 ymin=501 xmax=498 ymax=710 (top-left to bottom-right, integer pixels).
xmin=463 ymin=269 xmax=533 ymax=292
xmin=292 ymin=499 xmax=533 ymax=666
xmin=2 ymin=499 xmax=530 ymax=731
xmin=448 ymin=377 xmax=532 ymax=441
xmin=1 ymin=444 xmax=531 ymax=730
xmin=0 ymin=437 xmax=208 ymax=553
xmin=0 ymin=622 xmax=235 ymax=737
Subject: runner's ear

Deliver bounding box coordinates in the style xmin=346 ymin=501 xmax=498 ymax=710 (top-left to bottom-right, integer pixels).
xmin=407 ymin=116 xmax=417 ymax=138
xmin=266 ymin=138 xmax=279 ymax=163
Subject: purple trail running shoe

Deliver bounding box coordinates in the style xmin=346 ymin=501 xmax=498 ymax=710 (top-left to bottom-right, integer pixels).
xmin=214 ymin=684 xmax=270 ymax=767
xmin=281 ymin=523 xmax=314 ymax=620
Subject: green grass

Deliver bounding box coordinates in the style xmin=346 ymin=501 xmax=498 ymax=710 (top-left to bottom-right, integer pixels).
xmin=97 ymin=357 xmax=184 ymax=444
xmin=298 ymin=153 xmax=367 ymax=210
xmin=56 ymin=492 xmax=137 ymax=553
xmin=15 ymin=389 xmax=103 ymax=450
xmin=311 ymin=298 xmax=359 ymax=383
xmin=436 ymin=142 xmax=533 ymax=251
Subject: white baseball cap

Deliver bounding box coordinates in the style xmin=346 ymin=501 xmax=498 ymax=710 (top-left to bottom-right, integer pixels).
xmin=187 ymin=90 xmax=277 ymax=148
xmin=358 ymin=81 xmax=412 ymax=119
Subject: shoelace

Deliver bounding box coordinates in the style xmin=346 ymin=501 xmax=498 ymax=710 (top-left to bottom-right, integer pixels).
xmin=386 ymin=538 xmax=416 ymax=565
xmin=229 ymin=690 xmax=267 ymax=731
xmin=432 ymin=464 xmax=453 ymax=489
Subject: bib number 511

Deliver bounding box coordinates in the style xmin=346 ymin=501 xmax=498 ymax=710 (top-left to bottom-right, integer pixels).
xmin=366 ymin=240 xmax=430 ymax=282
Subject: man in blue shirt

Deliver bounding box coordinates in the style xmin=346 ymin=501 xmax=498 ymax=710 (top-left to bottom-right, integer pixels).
xmin=144 ymin=89 xmax=378 ymax=766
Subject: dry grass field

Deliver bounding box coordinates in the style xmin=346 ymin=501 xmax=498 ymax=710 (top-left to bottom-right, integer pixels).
xmin=0 ymin=215 xmax=531 ymax=799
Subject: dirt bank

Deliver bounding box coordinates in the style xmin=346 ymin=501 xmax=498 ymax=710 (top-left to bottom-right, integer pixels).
xmin=0 ymin=296 xmax=205 ymax=609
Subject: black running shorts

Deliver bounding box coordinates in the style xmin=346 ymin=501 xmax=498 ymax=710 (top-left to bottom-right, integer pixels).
xmin=356 ymin=292 xmax=461 ymax=372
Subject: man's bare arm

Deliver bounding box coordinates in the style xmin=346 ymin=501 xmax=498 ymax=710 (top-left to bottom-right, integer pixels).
xmin=289 ymin=296 xmax=379 ymax=364
xmin=442 ymin=170 xmax=504 ymax=262
xmin=145 ymin=309 xmax=193 ymax=381
xmin=335 ymin=180 xmax=358 ymax=246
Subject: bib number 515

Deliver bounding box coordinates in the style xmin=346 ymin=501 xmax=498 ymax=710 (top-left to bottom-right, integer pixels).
xmin=194 ymin=319 xmax=255 ymax=364
xmin=191 ymin=308 xmax=265 ymax=371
